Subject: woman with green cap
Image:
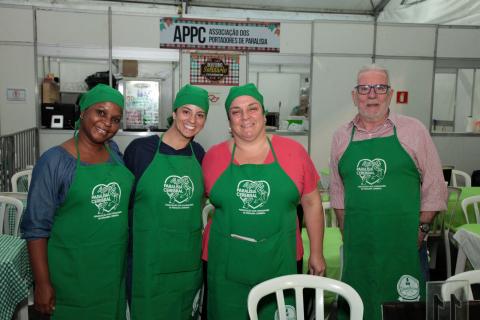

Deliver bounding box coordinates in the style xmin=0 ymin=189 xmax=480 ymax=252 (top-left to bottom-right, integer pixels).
xmin=201 ymin=83 xmax=326 ymax=319
xmin=124 ymin=84 xmax=209 ymax=319
xmin=21 ymin=84 xmax=134 ymax=319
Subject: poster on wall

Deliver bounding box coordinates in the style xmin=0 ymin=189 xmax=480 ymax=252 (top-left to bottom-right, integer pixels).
xmin=160 ymin=18 xmax=280 ymax=52
xmin=190 ymin=54 xmax=239 ymax=86
xmin=121 ymin=80 xmax=160 ymax=130
xmin=6 ymin=88 xmax=26 ymax=101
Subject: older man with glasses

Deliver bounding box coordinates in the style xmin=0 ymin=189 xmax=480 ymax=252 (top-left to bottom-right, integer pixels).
xmin=329 ymin=64 xmax=448 ymax=320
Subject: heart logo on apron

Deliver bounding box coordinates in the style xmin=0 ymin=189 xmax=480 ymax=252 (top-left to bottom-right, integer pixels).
xmin=356 ymin=158 xmax=387 ymax=185
xmin=91 ymin=182 xmax=122 ymax=214
xmin=163 ymin=175 xmax=194 ymax=204
xmin=236 ymin=180 xmax=271 ymax=209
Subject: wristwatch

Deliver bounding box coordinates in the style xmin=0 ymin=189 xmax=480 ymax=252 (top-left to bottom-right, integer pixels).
xmin=419 ymin=223 xmax=431 ymax=234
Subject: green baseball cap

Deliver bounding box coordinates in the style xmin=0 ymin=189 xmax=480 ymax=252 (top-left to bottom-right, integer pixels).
xmin=79 ymin=84 xmax=124 ymax=111
xmin=225 ymin=83 xmax=264 ymax=113
xmin=173 ymin=84 xmax=210 ymax=114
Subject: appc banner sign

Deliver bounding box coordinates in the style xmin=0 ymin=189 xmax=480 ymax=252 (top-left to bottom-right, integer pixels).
xmin=160 ymin=18 xmax=280 ymax=52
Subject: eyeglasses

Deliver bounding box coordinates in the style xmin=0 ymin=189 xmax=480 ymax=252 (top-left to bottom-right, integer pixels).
xmin=355 ymin=84 xmax=391 ymax=95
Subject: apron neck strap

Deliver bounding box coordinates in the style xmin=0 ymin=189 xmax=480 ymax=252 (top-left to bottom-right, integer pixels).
xmin=230 ymin=143 xmax=236 ymax=163
xmin=350 ymin=126 xmax=356 ymax=142
xmin=74 ymin=133 xmax=81 ymax=164
xmin=158 ymin=134 xmax=164 ymax=150
xmin=74 ymin=133 xmax=110 ymax=165
xmin=159 ymin=134 xmax=194 ymax=154
xmin=230 ymin=136 xmax=278 ymax=164
xmin=350 ymin=123 xmax=397 ymax=142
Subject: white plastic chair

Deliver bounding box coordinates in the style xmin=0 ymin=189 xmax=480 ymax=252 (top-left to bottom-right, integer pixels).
xmin=442 ymin=270 xmax=480 ymax=301
xmin=322 ymin=201 xmax=338 ymax=227
xmin=441 ymin=187 xmax=462 ymax=278
xmin=202 ymin=203 xmax=214 ymax=229
xmin=460 ymin=195 xmax=480 ymax=224
xmin=11 ymin=169 xmax=32 ymax=192
xmin=198 ymin=203 xmax=215 ymax=320
xmin=247 ymin=274 xmax=363 ymax=320
xmin=451 ymin=170 xmax=471 ymax=187
xmin=0 ymin=195 xmax=24 ymax=236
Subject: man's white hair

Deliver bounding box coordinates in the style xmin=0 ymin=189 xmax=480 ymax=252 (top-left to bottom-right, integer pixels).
xmin=357 ymin=64 xmax=390 ymax=85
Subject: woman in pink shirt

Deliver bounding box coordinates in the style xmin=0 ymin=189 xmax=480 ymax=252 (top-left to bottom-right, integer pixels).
xmin=201 ymin=83 xmax=326 ymax=320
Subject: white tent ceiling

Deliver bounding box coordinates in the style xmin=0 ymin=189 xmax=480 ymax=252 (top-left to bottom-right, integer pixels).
xmin=99 ymin=0 xmax=391 ymax=15
xmin=3 ymin=0 xmax=478 ymax=25
xmin=379 ymin=0 xmax=480 ymax=25
xmin=97 ymin=0 xmax=480 ymax=24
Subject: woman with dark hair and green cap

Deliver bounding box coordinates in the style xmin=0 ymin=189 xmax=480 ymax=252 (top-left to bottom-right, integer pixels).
xmin=201 ymin=83 xmax=326 ymax=319
xmin=124 ymin=84 xmax=209 ymax=319
xmin=21 ymin=84 xmax=134 ymax=319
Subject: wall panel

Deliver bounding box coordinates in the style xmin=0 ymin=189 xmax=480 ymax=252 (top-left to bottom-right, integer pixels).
xmin=433 ymin=136 xmax=480 ymax=175
xmin=112 ymin=14 xmax=160 ymax=48
xmin=313 ymin=21 xmax=373 ymax=55
xmin=37 ymin=10 xmax=108 ymax=47
xmin=376 ymin=24 xmax=435 ymax=57
xmin=376 ymin=58 xmax=434 ymax=127
xmin=0 ymin=7 xmax=33 ymax=42
xmin=437 ymin=28 xmax=480 ymax=58
xmin=0 ymin=45 xmax=36 ymax=135
xmin=280 ymin=22 xmax=311 ymax=54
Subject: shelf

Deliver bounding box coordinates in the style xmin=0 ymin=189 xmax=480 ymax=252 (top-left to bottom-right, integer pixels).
xmin=60 ymin=91 xmax=86 ymax=94
xmin=266 ymin=129 xmax=309 ymax=136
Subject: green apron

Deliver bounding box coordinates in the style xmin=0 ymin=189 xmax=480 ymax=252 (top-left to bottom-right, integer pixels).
xmin=131 ymin=136 xmax=203 ymax=320
xmin=207 ymin=138 xmax=299 ymax=320
xmin=48 ymin=137 xmax=134 ymax=320
xmin=338 ymin=126 xmax=425 ymax=320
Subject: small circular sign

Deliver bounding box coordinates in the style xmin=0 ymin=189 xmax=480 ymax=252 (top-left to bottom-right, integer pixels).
xmin=397 ymin=274 xmax=420 ymax=301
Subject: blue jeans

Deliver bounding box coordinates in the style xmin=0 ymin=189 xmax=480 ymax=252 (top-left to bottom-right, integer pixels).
xmin=419 ymin=240 xmax=430 ymax=281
